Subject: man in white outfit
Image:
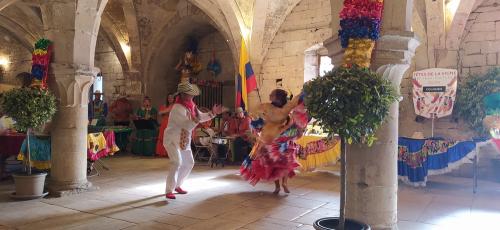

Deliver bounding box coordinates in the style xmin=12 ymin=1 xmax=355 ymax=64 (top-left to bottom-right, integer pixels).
xmin=163 ymin=82 xmax=226 ymax=199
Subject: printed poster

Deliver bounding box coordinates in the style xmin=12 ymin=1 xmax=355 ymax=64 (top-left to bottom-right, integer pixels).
xmin=412 ymin=68 xmax=458 ymax=118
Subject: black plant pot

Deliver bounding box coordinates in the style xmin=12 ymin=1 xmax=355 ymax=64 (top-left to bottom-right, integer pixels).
xmin=313 ymin=217 xmax=371 ymax=230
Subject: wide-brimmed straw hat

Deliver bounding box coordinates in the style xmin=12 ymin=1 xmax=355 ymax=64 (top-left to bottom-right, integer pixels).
xmin=93 ymin=90 xmax=103 ymax=95
xmin=176 ymin=82 xmax=200 ymax=96
xmin=411 ymin=132 xmax=425 ymax=139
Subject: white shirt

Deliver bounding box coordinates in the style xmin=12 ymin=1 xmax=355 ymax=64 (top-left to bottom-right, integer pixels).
xmin=163 ymin=104 xmax=213 ymax=151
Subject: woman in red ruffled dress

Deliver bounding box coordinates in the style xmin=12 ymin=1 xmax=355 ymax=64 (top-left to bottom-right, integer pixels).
xmin=240 ymin=89 xmax=308 ymax=194
xmin=156 ymin=94 xmax=175 ymax=157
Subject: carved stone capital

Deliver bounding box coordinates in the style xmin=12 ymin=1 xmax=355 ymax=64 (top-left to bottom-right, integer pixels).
xmin=324 ymin=32 xmax=420 ymax=71
xmin=377 ymin=64 xmax=411 ymax=97
xmin=372 ymin=32 xmax=420 ymax=70
xmin=49 ymin=63 xmax=99 ymax=107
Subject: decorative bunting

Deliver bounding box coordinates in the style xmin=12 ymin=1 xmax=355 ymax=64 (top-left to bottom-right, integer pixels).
xmin=30 ymin=38 xmax=53 ymax=89
xmin=339 ymin=0 xmax=384 ymax=68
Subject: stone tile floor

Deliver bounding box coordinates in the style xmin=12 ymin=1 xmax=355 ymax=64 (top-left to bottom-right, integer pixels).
xmin=1 ymin=155 xmax=500 ymax=229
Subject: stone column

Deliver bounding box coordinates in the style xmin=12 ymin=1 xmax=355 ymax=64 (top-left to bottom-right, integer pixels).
xmin=48 ymin=64 xmax=97 ymax=196
xmin=41 ymin=0 xmax=102 ymax=195
xmin=325 ymin=33 xmax=418 ymax=229
xmin=325 ymin=1 xmax=418 ymax=229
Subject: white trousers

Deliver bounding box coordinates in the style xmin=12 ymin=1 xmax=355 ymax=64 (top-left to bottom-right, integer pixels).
xmin=165 ymin=142 xmax=194 ymax=193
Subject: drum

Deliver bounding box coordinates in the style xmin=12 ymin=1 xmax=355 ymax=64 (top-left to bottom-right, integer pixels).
xmin=212 ymin=137 xmax=228 ymax=145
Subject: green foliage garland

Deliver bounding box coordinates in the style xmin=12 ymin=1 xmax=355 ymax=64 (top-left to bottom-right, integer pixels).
xmin=454 ymin=67 xmax=500 ymax=136
xmin=0 ymin=87 xmax=57 ymax=132
xmin=303 ymin=66 xmax=398 ymax=146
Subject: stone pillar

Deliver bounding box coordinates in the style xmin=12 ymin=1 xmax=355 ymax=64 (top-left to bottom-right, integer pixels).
xmin=344 ymin=63 xmax=414 ymax=230
xmin=48 ymin=64 xmax=97 ymax=195
xmin=41 ymin=0 xmax=102 ymax=195
xmin=325 ymin=1 xmax=418 ymax=229
xmin=324 ymin=33 xmax=418 ymax=229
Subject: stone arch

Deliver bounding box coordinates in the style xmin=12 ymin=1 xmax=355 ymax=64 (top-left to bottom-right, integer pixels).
xmin=100 ymin=15 xmax=130 ymax=73
xmin=252 ymin=0 xmax=303 ymax=66
xmin=121 ymin=0 xmax=141 ymax=71
xmin=0 ymin=15 xmax=35 ymax=50
xmin=73 ymin=0 xmax=110 ymax=66
xmin=187 ymin=0 xmax=240 ymax=68
xmin=144 ymin=12 xmax=236 ymax=107
xmin=446 ymin=0 xmax=484 ymax=50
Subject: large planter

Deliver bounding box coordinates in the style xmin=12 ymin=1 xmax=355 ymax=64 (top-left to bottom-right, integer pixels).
xmin=314 ymin=217 xmax=370 ymax=230
xmin=11 ymin=172 xmax=48 ymax=200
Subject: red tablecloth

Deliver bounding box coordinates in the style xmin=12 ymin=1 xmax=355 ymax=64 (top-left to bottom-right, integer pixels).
xmin=0 ymin=133 xmax=26 ymax=158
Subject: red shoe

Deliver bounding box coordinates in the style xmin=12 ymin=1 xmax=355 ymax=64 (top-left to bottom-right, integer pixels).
xmin=175 ymin=187 xmax=188 ymax=194
xmin=165 ymin=192 xmax=176 ymax=199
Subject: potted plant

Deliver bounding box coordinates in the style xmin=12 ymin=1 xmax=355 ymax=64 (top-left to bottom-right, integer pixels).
xmin=1 ymin=87 xmax=56 ymax=199
xmin=303 ymin=66 xmax=398 ymax=230
xmin=455 ymin=67 xmax=500 ymax=136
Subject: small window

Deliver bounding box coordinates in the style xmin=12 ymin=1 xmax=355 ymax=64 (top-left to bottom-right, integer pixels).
xmin=92 ymin=73 xmax=103 ymax=99
xmin=319 ymin=56 xmax=333 ymax=77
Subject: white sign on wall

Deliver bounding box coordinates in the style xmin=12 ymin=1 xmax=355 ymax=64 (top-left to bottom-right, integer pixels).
xmin=412 ymin=68 xmax=458 ymax=119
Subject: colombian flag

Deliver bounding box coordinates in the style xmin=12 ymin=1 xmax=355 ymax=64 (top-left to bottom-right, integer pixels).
xmin=236 ymin=38 xmax=257 ymax=110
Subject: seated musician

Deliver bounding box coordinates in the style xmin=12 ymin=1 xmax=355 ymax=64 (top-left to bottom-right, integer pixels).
xmin=218 ymin=111 xmax=233 ymax=136
xmin=194 ymin=120 xmax=217 ymax=157
xmin=227 ymin=107 xmax=252 ymax=162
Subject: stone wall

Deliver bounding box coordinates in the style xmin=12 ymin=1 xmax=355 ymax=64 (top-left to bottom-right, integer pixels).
xmin=94 ymin=31 xmax=125 ymax=103
xmin=460 ymin=0 xmax=500 ymax=76
xmin=0 ymin=27 xmax=32 ymax=87
xmin=259 ymin=0 xmax=331 ymax=101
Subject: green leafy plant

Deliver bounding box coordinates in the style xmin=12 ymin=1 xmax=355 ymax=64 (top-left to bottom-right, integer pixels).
xmin=304 ymin=66 xmax=398 ymax=145
xmin=1 ymin=87 xmax=56 ymax=174
xmin=304 ymin=65 xmax=398 ymax=229
xmin=454 ymin=67 xmax=500 ymax=136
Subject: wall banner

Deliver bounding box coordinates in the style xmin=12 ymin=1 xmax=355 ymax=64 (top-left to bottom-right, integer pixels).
xmin=412 ymin=68 xmax=458 ymax=118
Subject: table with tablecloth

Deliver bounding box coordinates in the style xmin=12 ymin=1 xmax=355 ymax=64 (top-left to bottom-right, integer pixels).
xmin=17 ymin=135 xmax=51 ymax=170
xmin=398 ymin=137 xmax=477 ymax=187
xmin=0 ymin=132 xmax=26 ymax=178
xmin=296 ymin=135 xmax=341 ymax=172
xmin=16 ymin=131 xmax=119 ymax=171
xmin=88 ymin=126 xmax=132 ymax=152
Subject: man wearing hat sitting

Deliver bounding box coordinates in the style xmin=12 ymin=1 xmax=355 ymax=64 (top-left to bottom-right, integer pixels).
xmin=228 ymin=107 xmax=252 ymax=162
xmin=88 ymin=90 xmax=108 ymax=126
xmin=163 ymin=82 xmax=226 ymax=199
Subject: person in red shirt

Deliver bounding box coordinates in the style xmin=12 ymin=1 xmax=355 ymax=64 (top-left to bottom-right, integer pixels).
xmin=110 ymin=97 xmax=133 ymax=126
xmin=228 ymin=107 xmax=252 ymax=162
xmin=219 ymin=111 xmax=232 ymax=136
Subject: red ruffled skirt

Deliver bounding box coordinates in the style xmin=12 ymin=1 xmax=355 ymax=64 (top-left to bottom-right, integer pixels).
xmin=240 ymin=137 xmax=301 ymax=186
xmin=155 ymin=118 xmax=169 ymax=157
xmin=240 ymin=102 xmax=308 ymax=185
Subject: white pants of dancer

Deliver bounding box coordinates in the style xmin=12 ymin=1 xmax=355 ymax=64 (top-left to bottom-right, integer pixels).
xmin=165 ymin=142 xmax=194 ymax=193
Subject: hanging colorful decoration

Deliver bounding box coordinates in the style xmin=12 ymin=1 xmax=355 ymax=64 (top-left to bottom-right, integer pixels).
xmin=30 ymin=38 xmax=53 ymax=89
xmin=339 ymin=0 xmax=384 ymax=68
xmin=207 ymin=50 xmax=222 ymax=77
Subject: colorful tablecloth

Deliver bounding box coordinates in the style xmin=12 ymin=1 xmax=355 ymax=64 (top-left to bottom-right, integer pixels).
xmin=17 ymin=135 xmax=51 ymax=170
xmin=398 ymin=137 xmax=477 ymax=187
xmin=88 ymin=126 xmax=132 ymax=151
xmin=87 ymin=131 xmax=119 ymax=161
xmin=297 ymin=136 xmax=341 ymax=171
